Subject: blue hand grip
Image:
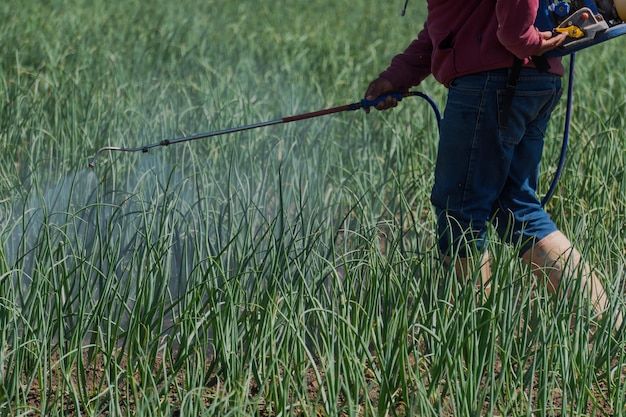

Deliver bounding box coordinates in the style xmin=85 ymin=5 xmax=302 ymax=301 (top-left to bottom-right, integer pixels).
xmin=361 ymin=92 xmax=404 ymax=110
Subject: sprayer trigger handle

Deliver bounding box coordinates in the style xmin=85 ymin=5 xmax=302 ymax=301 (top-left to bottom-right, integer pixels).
xmin=360 ymin=92 xmax=404 ymax=111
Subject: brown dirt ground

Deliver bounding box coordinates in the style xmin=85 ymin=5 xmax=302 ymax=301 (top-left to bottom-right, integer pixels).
xmin=12 ymin=348 xmax=619 ymax=417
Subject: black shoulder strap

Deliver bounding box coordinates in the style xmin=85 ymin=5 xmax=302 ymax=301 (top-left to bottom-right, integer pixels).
xmin=531 ymin=55 xmax=551 ymax=72
xmin=500 ymin=55 xmax=551 ymax=129
xmin=500 ymin=57 xmax=523 ymax=129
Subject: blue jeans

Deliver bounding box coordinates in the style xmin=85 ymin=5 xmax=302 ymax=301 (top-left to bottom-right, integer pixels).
xmin=431 ymin=68 xmax=563 ymax=257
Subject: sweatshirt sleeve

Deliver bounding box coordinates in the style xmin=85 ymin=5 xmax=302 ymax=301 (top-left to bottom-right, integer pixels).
xmin=379 ymin=23 xmax=433 ymax=92
xmin=495 ymin=0 xmax=544 ymax=59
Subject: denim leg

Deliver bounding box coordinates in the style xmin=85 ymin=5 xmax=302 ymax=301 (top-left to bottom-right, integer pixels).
xmin=431 ymin=69 xmax=562 ymax=257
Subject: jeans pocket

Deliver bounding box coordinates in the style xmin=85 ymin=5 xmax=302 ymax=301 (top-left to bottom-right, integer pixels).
xmin=496 ymin=88 xmax=557 ymax=145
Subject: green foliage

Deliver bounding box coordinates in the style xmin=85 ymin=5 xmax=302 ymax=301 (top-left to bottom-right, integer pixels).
xmin=1 ymin=0 xmax=626 ymax=416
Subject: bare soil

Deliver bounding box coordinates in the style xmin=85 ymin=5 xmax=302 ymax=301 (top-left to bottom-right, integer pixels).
xmin=13 ymin=349 xmax=618 ymax=416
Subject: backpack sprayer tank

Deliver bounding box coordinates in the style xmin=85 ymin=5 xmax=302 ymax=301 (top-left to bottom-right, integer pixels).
xmin=536 ymin=0 xmax=626 ymax=55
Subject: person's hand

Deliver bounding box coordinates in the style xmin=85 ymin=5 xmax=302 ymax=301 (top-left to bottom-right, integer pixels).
xmin=363 ymin=77 xmax=397 ymax=113
xmin=534 ymin=30 xmax=568 ymax=56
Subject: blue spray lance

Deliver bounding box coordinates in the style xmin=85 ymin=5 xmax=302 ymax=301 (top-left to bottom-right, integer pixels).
xmin=88 ymin=91 xmax=442 ymax=168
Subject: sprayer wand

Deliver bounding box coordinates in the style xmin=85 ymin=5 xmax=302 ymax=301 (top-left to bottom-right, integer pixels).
xmin=88 ymin=91 xmax=441 ymax=168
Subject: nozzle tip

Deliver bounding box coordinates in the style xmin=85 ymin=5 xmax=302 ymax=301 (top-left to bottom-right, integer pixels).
xmin=88 ymin=162 xmax=95 ymax=169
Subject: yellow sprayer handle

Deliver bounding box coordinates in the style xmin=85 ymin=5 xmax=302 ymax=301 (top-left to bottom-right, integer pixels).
xmin=556 ymin=25 xmax=585 ymax=39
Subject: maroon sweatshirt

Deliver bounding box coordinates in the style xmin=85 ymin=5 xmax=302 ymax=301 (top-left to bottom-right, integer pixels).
xmin=380 ymin=0 xmax=565 ymax=89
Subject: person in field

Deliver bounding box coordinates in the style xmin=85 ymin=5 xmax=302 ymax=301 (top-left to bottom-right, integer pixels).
xmin=364 ymin=0 xmax=617 ymax=323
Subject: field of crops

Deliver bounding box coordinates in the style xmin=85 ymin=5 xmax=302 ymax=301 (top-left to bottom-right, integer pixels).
xmin=3 ymin=0 xmax=626 ymax=416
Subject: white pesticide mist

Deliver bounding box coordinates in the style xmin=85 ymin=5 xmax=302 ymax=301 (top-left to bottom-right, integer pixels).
xmin=3 ymin=120 xmax=340 ymax=345
xmin=2 ymin=42 xmax=377 ymax=347
xmin=5 ymin=168 xmax=100 ymax=266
